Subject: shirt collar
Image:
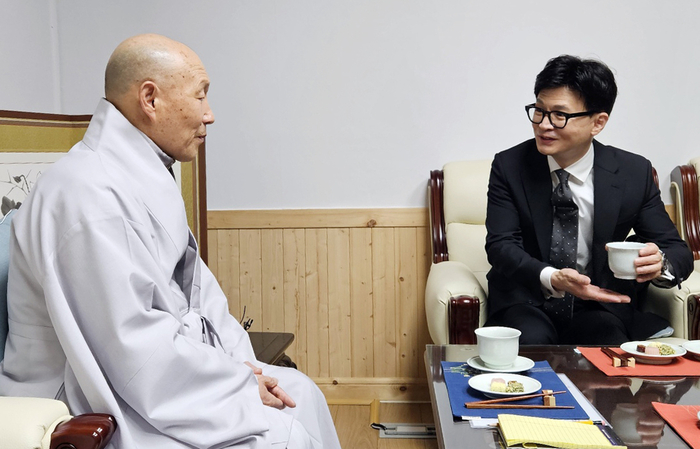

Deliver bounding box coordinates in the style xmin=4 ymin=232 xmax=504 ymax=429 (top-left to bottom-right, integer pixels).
xmin=547 ymin=143 xmax=594 ymax=184
xmin=137 ymin=128 xmax=176 ymax=170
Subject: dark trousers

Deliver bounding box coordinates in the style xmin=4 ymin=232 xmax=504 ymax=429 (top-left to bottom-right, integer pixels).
xmin=484 ymin=300 xmax=629 ymax=345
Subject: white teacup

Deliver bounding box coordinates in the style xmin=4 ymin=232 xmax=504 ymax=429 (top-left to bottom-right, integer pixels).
xmin=474 ymin=326 xmax=520 ymax=369
xmin=607 ymin=241 xmax=646 ymax=280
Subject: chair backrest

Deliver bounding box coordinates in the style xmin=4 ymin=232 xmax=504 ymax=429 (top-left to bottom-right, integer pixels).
xmin=670 ymin=159 xmax=700 ymax=260
xmin=435 ymin=160 xmax=492 ymax=293
xmin=0 ymin=209 xmax=17 ymax=361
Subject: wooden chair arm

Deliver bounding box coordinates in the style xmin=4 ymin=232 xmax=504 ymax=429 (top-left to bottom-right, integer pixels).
xmin=671 ymin=164 xmax=700 ymax=259
xmin=429 ymin=169 xmax=448 ymax=263
xmin=690 ymin=294 xmax=700 ymax=340
xmin=50 ymin=414 xmax=116 ymax=449
xmin=448 ymin=295 xmax=479 ymax=344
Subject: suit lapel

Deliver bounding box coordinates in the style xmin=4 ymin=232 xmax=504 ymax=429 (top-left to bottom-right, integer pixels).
xmin=592 ymin=141 xmax=623 ymax=277
xmin=521 ymin=143 xmax=554 ymax=262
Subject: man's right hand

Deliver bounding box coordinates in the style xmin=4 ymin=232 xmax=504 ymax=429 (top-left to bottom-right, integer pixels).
xmin=551 ymin=268 xmax=630 ymax=303
xmin=245 ymin=361 xmax=296 ymax=410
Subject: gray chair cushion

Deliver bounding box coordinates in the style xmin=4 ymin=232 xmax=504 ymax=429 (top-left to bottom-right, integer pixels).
xmin=0 ymin=209 xmax=17 ymax=361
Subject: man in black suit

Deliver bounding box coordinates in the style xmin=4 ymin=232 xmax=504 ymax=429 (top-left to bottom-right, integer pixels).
xmin=484 ymin=55 xmax=693 ymax=345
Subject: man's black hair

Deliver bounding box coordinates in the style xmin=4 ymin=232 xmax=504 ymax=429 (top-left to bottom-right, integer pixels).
xmin=534 ymin=55 xmax=617 ymax=114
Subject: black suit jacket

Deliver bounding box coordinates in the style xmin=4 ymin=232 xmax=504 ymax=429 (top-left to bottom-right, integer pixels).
xmin=485 ymin=139 xmax=693 ymax=339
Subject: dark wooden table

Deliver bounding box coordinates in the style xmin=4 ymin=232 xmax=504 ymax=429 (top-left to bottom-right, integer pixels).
xmin=249 ymin=331 xmax=295 ymax=365
xmin=426 ymin=344 xmax=699 ymax=449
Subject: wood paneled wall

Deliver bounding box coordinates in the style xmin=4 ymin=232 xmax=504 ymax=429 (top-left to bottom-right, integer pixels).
xmin=207 ymin=208 xmax=432 ymax=402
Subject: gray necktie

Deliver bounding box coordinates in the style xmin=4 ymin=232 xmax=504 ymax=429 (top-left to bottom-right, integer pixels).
xmin=544 ymin=169 xmax=578 ymax=325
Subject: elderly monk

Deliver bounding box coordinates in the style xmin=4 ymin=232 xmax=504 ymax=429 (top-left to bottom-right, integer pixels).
xmin=0 ymin=34 xmax=341 ymax=449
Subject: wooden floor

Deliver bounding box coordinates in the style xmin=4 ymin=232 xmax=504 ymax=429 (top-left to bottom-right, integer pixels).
xmin=330 ymin=402 xmax=438 ymax=449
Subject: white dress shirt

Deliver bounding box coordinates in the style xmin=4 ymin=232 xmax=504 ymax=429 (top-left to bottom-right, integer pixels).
xmin=540 ymin=144 xmax=595 ymax=297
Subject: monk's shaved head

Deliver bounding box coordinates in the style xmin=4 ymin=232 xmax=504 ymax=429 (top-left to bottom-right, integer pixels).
xmin=104 ymin=34 xmax=197 ymax=105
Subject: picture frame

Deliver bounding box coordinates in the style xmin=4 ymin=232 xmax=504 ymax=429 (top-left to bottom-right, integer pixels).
xmin=0 ymin=109 xmax=209 ymax=262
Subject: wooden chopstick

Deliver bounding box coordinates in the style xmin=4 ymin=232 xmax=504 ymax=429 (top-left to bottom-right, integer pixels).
xmin=466 ymin=390 xmax=566 ymax=406
xmin=466 ymin=404 xmax=575 ymax=409
xmin=601 ymin=347 xmax=635 ymax=367
xmin=600 ymin=347 xmax=622 ymax=367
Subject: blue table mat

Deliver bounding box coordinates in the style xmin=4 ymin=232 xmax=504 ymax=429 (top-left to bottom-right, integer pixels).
xmin=441 ymin=360 xmax=589 ymax=421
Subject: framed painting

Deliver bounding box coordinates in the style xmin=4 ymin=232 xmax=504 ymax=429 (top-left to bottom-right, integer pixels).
xmin=0 ymin=110 xmax=209 ymax=262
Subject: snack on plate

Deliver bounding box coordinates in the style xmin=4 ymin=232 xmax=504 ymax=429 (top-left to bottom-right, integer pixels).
xmin=506 ymin=380 xmax=524 ymax=393
xmin=636 ymin=342 xmax=675 ymax=355
xmin=490 ymin=378 xmax=506 ymax=392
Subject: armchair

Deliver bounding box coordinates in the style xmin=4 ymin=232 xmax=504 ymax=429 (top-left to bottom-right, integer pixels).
xmin=0 ymin=211 xmax=116 ymax=449
xmin=670 ymin=159 xmax=700 ymax=339
xmin=425 ymin=160 xmax=697 ymax=345
xmin=425 ymin=160 xmax=491 ymax=345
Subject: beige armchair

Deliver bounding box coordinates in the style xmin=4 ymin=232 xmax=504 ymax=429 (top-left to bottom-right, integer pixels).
xmin=425 ymin=160 xmax=696 ymax=345
xmin=670 ymin=158 xmax=700 ymax=339
xmin=425 ymin=160 xmax=491 ymax=345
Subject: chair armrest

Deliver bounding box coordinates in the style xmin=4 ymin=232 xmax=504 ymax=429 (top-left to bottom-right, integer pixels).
xmin=51 ymin=413 xmax=116 ymax=449
xmin=0 ymin=397 xmax=71 ymax=449
xmin=425 ymin=261 xmax=487 ymax=345
xmin=0 ymin=397 xmax=115 ymax=449
xmin=643 ymin=269 xmax=700 ymax=339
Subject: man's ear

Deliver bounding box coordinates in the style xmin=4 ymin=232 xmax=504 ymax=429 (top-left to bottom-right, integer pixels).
xmin=590 ymin=112 xmax=609 ymax=137
xmin=138 ymin=81 xmax=158 ymax=121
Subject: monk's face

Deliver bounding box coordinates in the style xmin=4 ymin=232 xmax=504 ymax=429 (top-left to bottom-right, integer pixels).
xmin=154 ymin=52 xmax=215 ymax=162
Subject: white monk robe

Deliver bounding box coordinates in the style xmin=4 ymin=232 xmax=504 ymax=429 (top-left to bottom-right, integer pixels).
xmin=0 ymin=99 xmax=341 ymax=449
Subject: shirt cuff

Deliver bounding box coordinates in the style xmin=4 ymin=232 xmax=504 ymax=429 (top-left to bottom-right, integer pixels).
xmin=540 ymin=266 xmax=565 ymax=298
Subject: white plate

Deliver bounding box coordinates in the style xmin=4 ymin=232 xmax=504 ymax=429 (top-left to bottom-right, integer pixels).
xmin=468 ymin=373 xmax=542 ymax=399
xmin=620 ymin=341 xmax=686 ymax=365
xmin=682 ymin=340 xmax=700 ymax=361
xmin=466 ymin=356 xmax=535 ymax=373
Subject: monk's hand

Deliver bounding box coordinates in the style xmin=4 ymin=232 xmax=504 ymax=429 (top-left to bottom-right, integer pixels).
xmin=633 ymin=242 xmax=664 ymax=283
xmin=551 ymin=268 xmax=630 ymax=303
xmin=245 ymin=361 xmax=296 ymax=409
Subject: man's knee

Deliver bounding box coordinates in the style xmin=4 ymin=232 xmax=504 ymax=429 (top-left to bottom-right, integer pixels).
xmin=564 ymin=310 xmax=628 ymax=345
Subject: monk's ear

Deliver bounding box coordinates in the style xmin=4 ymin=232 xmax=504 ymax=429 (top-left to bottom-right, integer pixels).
xmin=138 ymin=81 xmax=158 ymax=121
xmin=590 ymin=112 xmax=609 ymax=137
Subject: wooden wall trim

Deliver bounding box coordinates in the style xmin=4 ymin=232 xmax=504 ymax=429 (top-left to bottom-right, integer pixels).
xmin=210 ymin=205 xmax=673 ymax=230
xmin=208 ymin=208 xmax=428 ymax=229
xmin=0 ymin=110 xmax=92 ymax=122
xmin=315 ymin=377 xmax=429 ymax=404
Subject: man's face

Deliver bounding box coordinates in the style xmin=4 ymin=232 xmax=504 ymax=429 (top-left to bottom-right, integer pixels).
xmin=532 ymin=87 xmax=606 ymax=168
xmin=153 ymin=55 xmax=215 ymax=162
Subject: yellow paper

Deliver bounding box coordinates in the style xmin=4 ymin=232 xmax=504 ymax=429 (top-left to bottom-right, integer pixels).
xmin=498 ymin=414 xmax=626 ymax=449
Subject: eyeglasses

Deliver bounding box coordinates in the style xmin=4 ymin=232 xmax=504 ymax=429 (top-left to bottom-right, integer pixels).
xmin=525 ymin=104 xmax=597 ymax=129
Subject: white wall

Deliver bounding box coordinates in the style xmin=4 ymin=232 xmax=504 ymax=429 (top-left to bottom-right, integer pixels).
xmin=1 ymin=0 xmax=60 ymax=112
xmin=8 ymin=1 xmax=700 ymax=208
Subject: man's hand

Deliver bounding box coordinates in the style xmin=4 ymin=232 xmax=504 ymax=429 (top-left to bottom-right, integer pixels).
xmin=245 ymin=361 xmax=296 ymax=410
xmin=551 ymin=268 xmax=630 ymax=303
xmin=630 ymin=242 xmax=664 ymax=283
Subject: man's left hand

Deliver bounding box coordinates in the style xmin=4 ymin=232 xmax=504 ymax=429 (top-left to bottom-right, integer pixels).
xmin=633 ymin=243 xmax=664 ymax=283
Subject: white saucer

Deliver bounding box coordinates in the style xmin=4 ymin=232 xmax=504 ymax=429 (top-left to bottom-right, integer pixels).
xmin=466 ymin=355 xmax=535 ymax=373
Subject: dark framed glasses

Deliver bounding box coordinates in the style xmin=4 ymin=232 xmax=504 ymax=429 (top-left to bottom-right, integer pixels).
xmin=525 ymin=104 xmax=597 ymax=129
